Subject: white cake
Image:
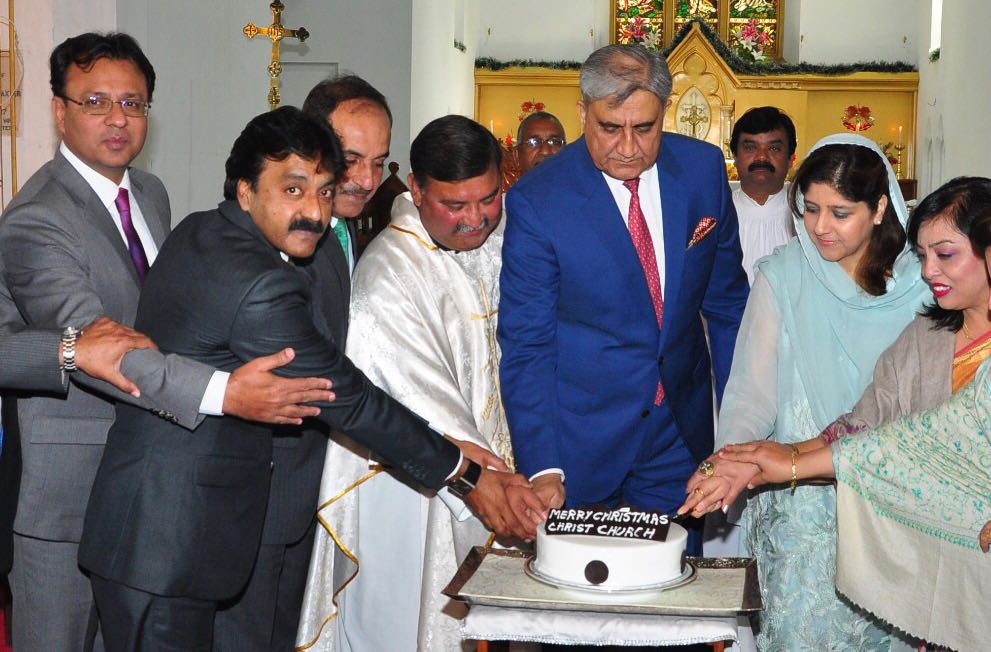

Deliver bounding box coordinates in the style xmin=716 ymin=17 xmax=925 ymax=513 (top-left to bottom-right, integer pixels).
xmin=533 ymin=521 xmax=687 ymax=590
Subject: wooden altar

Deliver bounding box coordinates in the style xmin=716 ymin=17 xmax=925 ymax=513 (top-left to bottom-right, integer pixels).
xmin=475 ymin=23 xmax=919 ymax=180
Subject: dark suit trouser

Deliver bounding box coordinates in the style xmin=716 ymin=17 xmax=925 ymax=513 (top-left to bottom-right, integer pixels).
xmin=213 ymin=521 xmax=316 ymax=652
xmin=90 ymin=573 xmax=215 ymax=652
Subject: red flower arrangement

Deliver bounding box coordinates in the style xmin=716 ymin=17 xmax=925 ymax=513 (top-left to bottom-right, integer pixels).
xmin=842 ymin=105 xmax=875 ymax=132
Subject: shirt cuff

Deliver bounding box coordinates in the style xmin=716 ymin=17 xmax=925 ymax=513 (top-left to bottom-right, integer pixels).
xmin=437 ymin=486 xmax=474 ymax=521
xmin=529 ymin=468 xmax=565 ymax=482
xmin=198 ymin=371 xmax=230 ymax=416
xmin=444 ymin=451 xmax=465 ymax=482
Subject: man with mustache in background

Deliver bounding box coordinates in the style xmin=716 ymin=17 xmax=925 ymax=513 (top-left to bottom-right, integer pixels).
xmin=730 ymin=106 xmax=797 ymax=285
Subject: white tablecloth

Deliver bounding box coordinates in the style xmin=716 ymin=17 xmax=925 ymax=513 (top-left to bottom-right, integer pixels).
xmin=462 ymin=605 xmax=738 ymax=646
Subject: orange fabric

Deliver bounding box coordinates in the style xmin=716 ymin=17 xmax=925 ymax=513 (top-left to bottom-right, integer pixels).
xmin=951 ymin=329 xmax=991 ymax=393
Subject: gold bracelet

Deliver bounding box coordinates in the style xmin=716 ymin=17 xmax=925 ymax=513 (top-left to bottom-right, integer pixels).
xmin=789 ymin=445 xmax=799 ymax=495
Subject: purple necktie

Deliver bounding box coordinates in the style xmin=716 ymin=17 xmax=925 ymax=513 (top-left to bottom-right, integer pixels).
xmin=114 ymin=187 xmax=149 ymax=283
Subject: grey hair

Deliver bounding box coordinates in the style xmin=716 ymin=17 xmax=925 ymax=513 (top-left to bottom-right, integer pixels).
xmin=579 ymin=44 xmax=672 ymax=106
xmin=516 ymin=111 xmax=564 ymax=144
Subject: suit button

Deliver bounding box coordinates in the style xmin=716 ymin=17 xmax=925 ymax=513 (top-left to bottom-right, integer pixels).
xmin=640 ymin=410 xmax=650 ymax=418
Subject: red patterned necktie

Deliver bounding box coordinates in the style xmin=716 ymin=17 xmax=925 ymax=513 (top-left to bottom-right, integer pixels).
xmin=114 ymin=187 xmax=149 ymax=284
xmin=623 ymin=177 xmax=664 ymax=405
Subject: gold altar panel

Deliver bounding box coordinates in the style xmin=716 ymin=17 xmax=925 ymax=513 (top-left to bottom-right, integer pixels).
xmin=476 ymin=26 xmax=917 ymax=177
xmin=474 ymin=69 xmax=581 ymax=147
xmin=799 ymin=87 xmax=915 ymax=163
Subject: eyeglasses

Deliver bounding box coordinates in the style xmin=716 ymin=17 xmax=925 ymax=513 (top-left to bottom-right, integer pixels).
xmin=58 ymin=94 xmax=151 ymax=117
xmin=522 ymin=135 xmax=566 ymax=149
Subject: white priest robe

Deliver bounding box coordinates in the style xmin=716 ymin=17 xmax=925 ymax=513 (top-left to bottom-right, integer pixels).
xmin=732 ymin=184 xmax=794 ymax=286
xmin=296 ymin=192 xmax=511 ymax=652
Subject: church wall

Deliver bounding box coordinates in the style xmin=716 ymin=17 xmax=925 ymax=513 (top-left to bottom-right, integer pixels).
xmin=477 ymin=0 xmax=608 ymax=62
xmin=915 ymin=0 xmax=991 ymax=192
xmin=118 ymin=0 xmax=415 ymax=225
xmin=791 ymin=0 xmax=919 ymax=65
xmin=410 ymin=0 xmax=477 ymax=140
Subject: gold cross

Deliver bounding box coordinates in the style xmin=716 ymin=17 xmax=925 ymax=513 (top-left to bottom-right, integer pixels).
xmin=679 ymin=104 xmax=709 ymax=139
xmin=243 ymin=1 xmax=310 ymax=110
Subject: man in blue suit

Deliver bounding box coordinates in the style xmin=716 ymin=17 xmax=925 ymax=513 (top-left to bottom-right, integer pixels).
xmin=499 ymin=44 xmax=748 ymax=553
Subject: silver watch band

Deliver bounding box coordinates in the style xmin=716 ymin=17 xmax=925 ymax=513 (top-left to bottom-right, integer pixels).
xmin=61 ymin=326 xmax=81 ymax=373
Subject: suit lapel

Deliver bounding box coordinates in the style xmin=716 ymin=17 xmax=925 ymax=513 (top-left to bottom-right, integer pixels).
xmin=52 ymin=153 xmax=143 ymax=287
xmin=657 ymin=140 xmax=689 ymax=349
xmin=574 ymin=143 xmax=656 ymax=317
xmin=129 ymin=174 xmax=169 ymax=247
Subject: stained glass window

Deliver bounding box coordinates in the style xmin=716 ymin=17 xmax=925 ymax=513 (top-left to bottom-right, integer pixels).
xmin=728 ymin=0 xmax=778 ymax=62
xmin=673 ymin=0 xmax=719 ymax=35
xmin=615 ymin=0 xmax=664 ymax=50
xmin=611 ymin=0 xmax=782 ymax=62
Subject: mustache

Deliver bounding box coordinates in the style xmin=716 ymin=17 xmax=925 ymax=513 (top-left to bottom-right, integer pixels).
xmin=288 ymin=218 xmax=326 ymax=234
xmin=337 ymin=184 xmax=370 ymax=198
xmin=748 ymin=160 xmax=776 ymax=173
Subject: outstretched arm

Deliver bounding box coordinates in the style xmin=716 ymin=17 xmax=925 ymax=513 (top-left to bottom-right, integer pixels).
xmin=230 ymin=268 xmax=541 ymax=539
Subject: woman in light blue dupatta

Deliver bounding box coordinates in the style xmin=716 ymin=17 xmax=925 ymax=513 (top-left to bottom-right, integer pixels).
xmin=688 ymin=134 xmax=929 ymax=650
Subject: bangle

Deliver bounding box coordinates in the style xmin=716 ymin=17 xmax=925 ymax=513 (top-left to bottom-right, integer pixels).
xmin=789 ymin=445 xmax=799 ymax=495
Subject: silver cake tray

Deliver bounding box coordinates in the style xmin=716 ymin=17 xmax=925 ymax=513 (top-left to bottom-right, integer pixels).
xmin=444 ymin=548 xmax=762 ymax=617
xmin=524 ymin=556 xmax=697 ymax=594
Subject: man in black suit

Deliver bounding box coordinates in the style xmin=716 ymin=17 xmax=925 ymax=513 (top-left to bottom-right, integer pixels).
xmin=211 ymin=75 xmax=400 ymax=651
xmin=79 ymin=106 xmax=542 ymax=650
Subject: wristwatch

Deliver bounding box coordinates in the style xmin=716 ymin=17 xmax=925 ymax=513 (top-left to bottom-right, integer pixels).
xmin=60 ymin=326 xmax=82 ymax=373
xmin=447 ymin=459 xmax=482 ymax=499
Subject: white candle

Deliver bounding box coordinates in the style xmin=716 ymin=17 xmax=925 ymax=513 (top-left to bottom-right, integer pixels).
xmin=489 ymin=119 xmax=494 ymax=133
xmin=897 ymin=125 xmax=903 ymax=147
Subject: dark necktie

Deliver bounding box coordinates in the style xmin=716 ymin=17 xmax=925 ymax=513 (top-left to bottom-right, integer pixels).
xmin=114 ymin=187 xmax=149 ymax=284
xmin=623 ymin=177 xmax=665 ymax=405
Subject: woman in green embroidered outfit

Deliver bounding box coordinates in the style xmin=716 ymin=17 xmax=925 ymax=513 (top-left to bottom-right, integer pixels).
xmin=698 ymin=180 xmax=991 ymax=650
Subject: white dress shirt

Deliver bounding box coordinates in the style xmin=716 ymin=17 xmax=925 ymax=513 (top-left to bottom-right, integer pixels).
xmin=60 ymin=143 xmax=227 ymax=415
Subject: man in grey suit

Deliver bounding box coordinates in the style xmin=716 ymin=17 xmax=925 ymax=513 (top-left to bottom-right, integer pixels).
xmin=0 ymin=316 xmax=156 ymax=574
xmin=211 ymin=75 xmax=402 ymax=651
xmin=79 ymin=105 xmax=541 ymax=650
xmin=0 ymin=33 xmax=334 ymax=651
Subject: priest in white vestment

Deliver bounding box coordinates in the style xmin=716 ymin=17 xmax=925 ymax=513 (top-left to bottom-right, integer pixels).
xmin=297 ymin=115 xmax=531 ymax=652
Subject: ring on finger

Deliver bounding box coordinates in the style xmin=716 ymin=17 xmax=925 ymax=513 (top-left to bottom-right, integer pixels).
xmin=697 ymin=460 xmax=715 ymax=478
xmin=693 ymin=487 xmax=705 ymax=497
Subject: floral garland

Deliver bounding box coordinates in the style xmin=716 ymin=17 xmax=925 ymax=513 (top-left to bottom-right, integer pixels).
xmin=475 ymin=19 xmax=917 ymax=76
xmin=475 ymin=57 xmax=582 ymax=71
